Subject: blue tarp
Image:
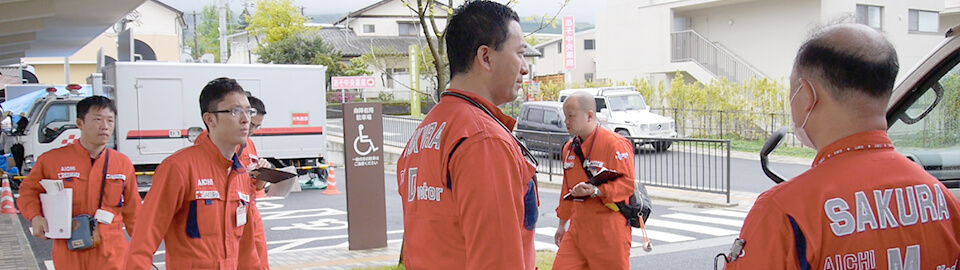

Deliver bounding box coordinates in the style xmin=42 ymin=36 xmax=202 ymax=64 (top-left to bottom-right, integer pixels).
xmin=1 ymin=86 xmax=92 ymax=123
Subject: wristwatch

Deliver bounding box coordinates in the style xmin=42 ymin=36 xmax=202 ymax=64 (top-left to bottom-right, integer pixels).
xmin=591 ymin=186 xmax=599 ymax=198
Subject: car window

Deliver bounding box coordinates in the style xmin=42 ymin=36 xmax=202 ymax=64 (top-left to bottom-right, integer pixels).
xmin=607 ymin=94 xmax=648 ymax=111
xmin=39 ymin=103 xmax=77 ymax=143
xmin=544 ymin=109 xmax=560 ymax=126
xmin=595 ymin=98 xmax=606 ymax=112
xmin=527 ymin=108 xmax=544 ymax=124
xmin=888 ymin=60 xmax=960 ymax=153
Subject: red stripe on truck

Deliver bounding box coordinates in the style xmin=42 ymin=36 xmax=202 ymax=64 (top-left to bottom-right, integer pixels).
xmin=126 ymin=127 xmax=323 ymax=139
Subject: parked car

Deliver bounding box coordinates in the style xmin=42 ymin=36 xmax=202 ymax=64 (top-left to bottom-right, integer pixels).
xmin=513 ymin=101 xmax=571 ymax=157
xmin=887 ymin=24 xmax=960 ymax=198
xmin=558 ymin=86 xmax=677 ymax=151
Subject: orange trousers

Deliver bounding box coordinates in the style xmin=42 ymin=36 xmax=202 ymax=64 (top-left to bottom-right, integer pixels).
xmin=552 ymin=212 xmax=631 ymax=270
xmin=51 ymin=225 xmax=128 ymax=270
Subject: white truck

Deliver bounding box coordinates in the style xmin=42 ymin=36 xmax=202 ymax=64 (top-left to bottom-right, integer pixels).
xmin=559 ymin=86 xmax=678 ymax=151
xmin=4 ymin=62 xmax=329 ymax=191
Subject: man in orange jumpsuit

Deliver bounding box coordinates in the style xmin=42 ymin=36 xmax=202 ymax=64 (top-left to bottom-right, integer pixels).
xmin=396 ymin=1 xmax=539 ymax=269
xmin=552 ymin=91 xmax=635 ymax=270
xmin=240 ymin=95 xmax=270 ymax=269
xmin=124 ymin=77 xmax=261 ymax=269
xmin=726 ymin=24 xmax=960 ymax=269
xmin=17 ymin=96 xmax=141 ymax=270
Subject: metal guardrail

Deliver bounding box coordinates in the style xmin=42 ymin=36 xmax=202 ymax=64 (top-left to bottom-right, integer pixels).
xmin=514 ymin=130 xmax=732 ymax=203
xmin=671 ymin=30 xmax=766 ymax=84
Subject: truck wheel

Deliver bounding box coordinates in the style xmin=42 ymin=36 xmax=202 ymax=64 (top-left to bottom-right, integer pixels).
xmin=654 ymin=141 xmax=672 ymax=152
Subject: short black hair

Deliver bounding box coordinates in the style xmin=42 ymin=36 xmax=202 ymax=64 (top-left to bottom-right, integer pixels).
xmin=199 ymin=77 xmax=246 ymax=114
xmin=794 ymin=30 xmax=899 ymax=99
xmin=77 ymin=96 xmax=116 ymax=119
xmin=445 ymin=0 xmax=520 ymax=78
xmin=248 ymin=96 xmax=266 ymax=115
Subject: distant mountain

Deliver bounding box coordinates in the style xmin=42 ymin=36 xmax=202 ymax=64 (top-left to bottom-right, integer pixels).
xmin=305 ymin=13 xmax=595 ymax=34
xmin=307 ymin=13 xmax=347 ymax=24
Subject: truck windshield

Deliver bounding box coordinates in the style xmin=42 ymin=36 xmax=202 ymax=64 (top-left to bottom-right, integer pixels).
xmin=606 ymin=94 xmax=647 ymax=111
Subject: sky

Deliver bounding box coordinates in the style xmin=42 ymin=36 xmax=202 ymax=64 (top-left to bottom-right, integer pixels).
xmin=160 ymin=0 xmax=607 ymax=23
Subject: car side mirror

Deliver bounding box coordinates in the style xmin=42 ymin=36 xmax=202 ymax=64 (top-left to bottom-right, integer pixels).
xmin=760 ymin=127 xmax=789 ymax=184
xmin=550 ymin=120 xmax=562 ymax=127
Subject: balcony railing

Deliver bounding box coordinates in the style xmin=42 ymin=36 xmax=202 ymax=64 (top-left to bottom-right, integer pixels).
xmin=671 ymin=30 xmax=766 ymax=84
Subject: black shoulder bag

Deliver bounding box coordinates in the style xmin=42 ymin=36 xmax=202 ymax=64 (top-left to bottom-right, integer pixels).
xmin=569 ymin=137 xmax=652 ymax=227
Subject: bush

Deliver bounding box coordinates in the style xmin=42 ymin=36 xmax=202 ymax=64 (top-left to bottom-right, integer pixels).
xmin=329 ymin=91 xmax=355 ymax=103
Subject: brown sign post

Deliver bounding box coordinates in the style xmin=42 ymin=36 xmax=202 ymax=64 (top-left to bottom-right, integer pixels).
xmin=342 ymin=102 xmax=387 ymax=250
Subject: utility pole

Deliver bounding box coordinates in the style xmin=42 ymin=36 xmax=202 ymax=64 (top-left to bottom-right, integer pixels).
xmin=193 ymin=11 xmax=199 ymax=60
xmin=219 ymin=0 xmax=228 ymax=63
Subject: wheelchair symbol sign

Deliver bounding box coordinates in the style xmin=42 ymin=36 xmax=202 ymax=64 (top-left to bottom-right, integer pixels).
xmin=353 ymin=124 xmax=379 ymax=156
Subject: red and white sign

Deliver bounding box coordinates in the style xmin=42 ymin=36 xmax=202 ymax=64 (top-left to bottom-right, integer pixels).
xmin=332 ymin=76 xmax=377 ymax=90
xmin=292 ymin=113 xmax=309 ymax=126
xmin=563 ymin=16 xmax=576 ymax=70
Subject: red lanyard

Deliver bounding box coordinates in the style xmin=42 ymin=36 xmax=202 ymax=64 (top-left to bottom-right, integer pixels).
xmin=814 ymin=142 xmax=894 ymax=167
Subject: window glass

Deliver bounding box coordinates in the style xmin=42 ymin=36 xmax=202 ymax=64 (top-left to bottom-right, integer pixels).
xmin=39 ymin=103 xmax=77 ymax=143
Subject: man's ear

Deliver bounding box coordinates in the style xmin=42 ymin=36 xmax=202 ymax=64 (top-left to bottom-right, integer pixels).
xmin=800 ymin=77 xmax=822 ymax=111
xmin=75 ymin=118 xmax=84 ymax=129
xmin=202 ymin=112 xmax=216 ymax=130
xmin=475 ymin=45 xmax=493 ymax=72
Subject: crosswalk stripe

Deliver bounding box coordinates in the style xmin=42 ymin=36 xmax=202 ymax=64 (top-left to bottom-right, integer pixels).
xmin=631 ymin=227 xmax=695 ymax=243
xmin=662 ymin=213 xmax=744 ymax=227
xmin=702 ymin=209 xmax=748 ymax=219
xmin=645 ymin=219 xmax=739 ymax=236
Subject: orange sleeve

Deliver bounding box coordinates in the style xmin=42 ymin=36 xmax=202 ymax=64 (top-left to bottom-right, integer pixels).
xmin=598 ymin=137 xmax=636 ymax=205
xmin=449 ymin=137 xmax=527 ymax=270
xmin=120 ymin=157 xmax=141 ymax=236
xmin=556 ymin=142 xmax=574 ymax=220
xmin=15 ymin=152 xmax=52 ymax=221
xmin=725 ymin=194 xmax=798 ymax=269
xmin=123 ymin=160 xmax=187 ymax=270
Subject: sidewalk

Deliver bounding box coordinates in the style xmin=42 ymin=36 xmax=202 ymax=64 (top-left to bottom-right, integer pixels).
xmin=0 ymin=214 xmax=40 ymax=270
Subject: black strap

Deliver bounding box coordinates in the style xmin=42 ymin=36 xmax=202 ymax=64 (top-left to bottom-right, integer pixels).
xmin=96 ymin=150 xmax=110 ymax=210
xmin=569 ymin=138 xmax=594 ymax=180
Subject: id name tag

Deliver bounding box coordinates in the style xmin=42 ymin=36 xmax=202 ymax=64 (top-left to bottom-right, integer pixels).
xmin=236 ymin=204 xmax=247 ymax=227
xmin=196 ymin=190 xmax=220 ymax=200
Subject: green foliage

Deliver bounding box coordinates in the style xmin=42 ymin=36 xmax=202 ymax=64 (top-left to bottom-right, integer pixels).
xmin=663 ymin=72 xmax=787 ymax=139
xmin=537 ymin=81 xmax=564 ymax=101
xmin=194 ymin=5 xmax=242 ymax=62
xmin=246 ymin=0 xmax=307 ymax=44
xmin=257 ymin=35 xmax=371 ymax=88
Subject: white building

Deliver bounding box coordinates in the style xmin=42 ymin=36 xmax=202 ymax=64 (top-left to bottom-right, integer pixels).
xmin=595 ymin=0 xmax=956 ymax=87
xmin=532 ymin=29 xmax=597 ymax=84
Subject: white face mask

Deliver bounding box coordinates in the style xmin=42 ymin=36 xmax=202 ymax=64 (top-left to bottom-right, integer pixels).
xmin=790 ymin=78 xmax=817 ymax=149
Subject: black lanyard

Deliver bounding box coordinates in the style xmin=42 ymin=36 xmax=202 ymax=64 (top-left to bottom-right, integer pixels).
xmin=96 ymin=150 xmax=110 ymax=210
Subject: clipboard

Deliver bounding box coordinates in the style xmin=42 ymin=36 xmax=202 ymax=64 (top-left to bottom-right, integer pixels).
xmin=562 ymin=168 xmax=623 ymax=201
xmin=252 ymin=167 xmax=297 ymax=183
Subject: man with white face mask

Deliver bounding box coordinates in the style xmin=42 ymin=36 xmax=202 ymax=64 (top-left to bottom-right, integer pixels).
xmin=726 ymin=23 xmax=960 ymax=269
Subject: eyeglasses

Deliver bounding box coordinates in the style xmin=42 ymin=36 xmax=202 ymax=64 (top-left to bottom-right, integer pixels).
xmin=210 ymin=107 xmax=258 ymax=117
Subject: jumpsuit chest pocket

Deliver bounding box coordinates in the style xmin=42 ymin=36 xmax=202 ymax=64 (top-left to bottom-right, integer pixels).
xmin=190 ymin=189 xmax=242 ymax=238
xmin=101 ymin=178 xmax=125 ymax=208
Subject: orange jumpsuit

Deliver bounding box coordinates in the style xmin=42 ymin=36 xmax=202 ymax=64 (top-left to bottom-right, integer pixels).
xmin=123 ymin=133 xmax=260 ymax=270
xmin=396 ymin=89 xmax=539 ymax=270
xmin=727 ymin=131 xmax=960 ymax=269
xmin=17 ymin=142 xmax=141 ymax=270
xmin=553 ymin=125 xmax=635 ymax=270
xmin=197 ymin=131 xmax=270 ymax=269
xmin=237 ymin=138 xmax=269 ymax=269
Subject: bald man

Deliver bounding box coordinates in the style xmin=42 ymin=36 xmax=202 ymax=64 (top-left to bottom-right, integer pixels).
xmin=553 ymin=91 xmax=635 ymax=270
xmin=725 ymin=23 xmax=960 ymax=269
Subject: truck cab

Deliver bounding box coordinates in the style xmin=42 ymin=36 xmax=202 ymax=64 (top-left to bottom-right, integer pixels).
xmin=2 ymin=87 xmax=88 ymax=173
xmin=558 ymin=86 xmax=677 ymax=151
xmin=887 ymin=24 xmax=960 ymax=198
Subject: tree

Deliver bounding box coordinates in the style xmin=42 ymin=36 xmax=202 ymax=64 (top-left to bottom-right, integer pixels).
xmin=257 ymin=34 xmax=370 ymax=87
xmin=401 ymin=0 xmax=569 ymax=99
xmin=246 ymin=0 xmax=307 ymax=45
xmin=194 ymin=4 xmax=242 ymax=62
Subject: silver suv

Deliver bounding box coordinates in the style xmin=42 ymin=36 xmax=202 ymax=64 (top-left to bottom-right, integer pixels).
xmin=559 ymin=86 xmax=677 ymax=151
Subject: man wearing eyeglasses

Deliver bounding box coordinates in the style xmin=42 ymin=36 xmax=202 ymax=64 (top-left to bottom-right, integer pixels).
xmin=124 ymin=77 xmax=262 ymax=269
xmin=238 ymin=95 xmax=271 ymax=269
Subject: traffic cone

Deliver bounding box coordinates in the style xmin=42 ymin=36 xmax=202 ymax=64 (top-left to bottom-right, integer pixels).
xmin=1 ymin=178 xmax=18 ymax=214
xmin=322 ymin=165 xmax=341 ymax=195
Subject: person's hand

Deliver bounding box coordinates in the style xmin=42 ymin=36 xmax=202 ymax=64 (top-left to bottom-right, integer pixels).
xmin=569 ymin=182 xmax=596 ymax=197
xmin=554 ymin=225 xmax=566 ymax=246
xmin=31 ymin=216 xmax=49 ymax=240
xmin=247 ymin=158 xmax=272 ymax=190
